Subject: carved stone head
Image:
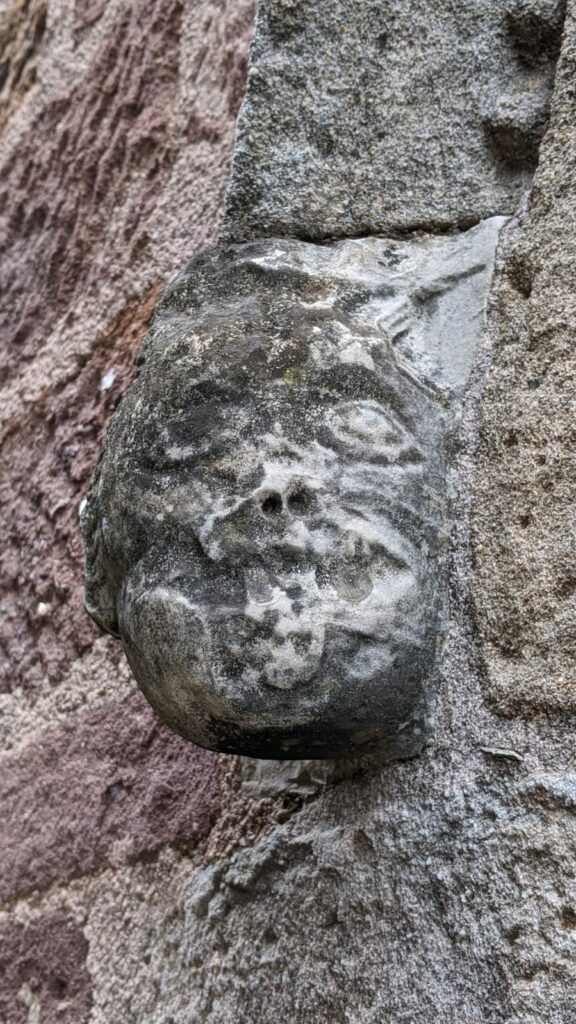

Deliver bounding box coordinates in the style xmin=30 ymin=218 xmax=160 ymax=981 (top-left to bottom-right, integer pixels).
xmin=82 ymin=221 xmax=503 ymax=758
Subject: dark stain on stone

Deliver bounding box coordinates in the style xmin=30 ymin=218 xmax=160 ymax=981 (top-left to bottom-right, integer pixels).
xmin=561 ymin=906 xmax=576 ymax=930
xmin=0 ymin=911 xmax=92 ymax=1024
xmin=506 ymin=0 xmax=566 ymax=68
xmin=0 ymin=693 xmax=221 ymax=902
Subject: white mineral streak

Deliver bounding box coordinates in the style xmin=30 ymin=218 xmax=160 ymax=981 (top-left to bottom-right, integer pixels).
xmin=250 ymin=219 xmax=507 ymax=392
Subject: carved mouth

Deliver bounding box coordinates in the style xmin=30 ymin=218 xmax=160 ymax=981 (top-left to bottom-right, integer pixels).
xmin=120 ymin=569 xmax=432 ymax=757
xmin=119 ymin=547 xmax=422 ymax=699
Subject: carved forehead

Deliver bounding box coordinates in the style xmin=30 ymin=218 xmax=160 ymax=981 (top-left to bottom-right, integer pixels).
xmin=141 ymin=237 xmax=417 ymax=385
xmin=130 ymin=273 xmax=435 ymax=455
xmin=140 ymin=221 xmax=505 ymax=401
xmin=112 ymin=292 xmax=443 ymax=496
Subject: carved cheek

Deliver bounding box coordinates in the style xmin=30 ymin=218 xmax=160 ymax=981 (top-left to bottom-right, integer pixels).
xmin=118 ymin=583 xmax=218 ymax=746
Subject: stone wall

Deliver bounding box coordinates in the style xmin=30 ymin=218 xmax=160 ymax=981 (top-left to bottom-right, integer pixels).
xmin=2 ymin=0 xmax=576 ymax=1021
xmin=0 ymin=2 xmax=258 ymax=1019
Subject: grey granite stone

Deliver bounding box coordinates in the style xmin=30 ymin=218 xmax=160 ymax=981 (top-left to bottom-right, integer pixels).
xmin=222 ymin=0 xmax=563 ymax=242
xmin=472 ymin=4 xmax=576 ymax=714
xmin=181 ymin=742 xmax=576 ymax=1023
xmin=82 ymin=218 xmax=504 ymax=759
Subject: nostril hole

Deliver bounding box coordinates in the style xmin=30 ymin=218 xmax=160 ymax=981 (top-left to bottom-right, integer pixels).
xmin=261 ymin=493 xmax=283 ymax=516
xmin=287 ymin=488 xmax=314 ymax=515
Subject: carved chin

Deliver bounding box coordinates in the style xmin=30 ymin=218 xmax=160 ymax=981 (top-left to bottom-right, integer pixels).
xmin=116 ymin=578 xmax=434 ymax=760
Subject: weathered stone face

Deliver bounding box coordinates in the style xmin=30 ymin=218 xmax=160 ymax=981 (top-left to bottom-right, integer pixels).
xmin=83 ymin=220 xmax=504 ymax=759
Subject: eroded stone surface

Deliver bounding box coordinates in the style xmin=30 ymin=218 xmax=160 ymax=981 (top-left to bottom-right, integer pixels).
xmin=0 ymin=0 xmax=256 ymax=397
xmin=0 ymin=0 xmax=256 ymax=444
xmin=0 ymin=0 xmax=182 ymax=385
xmin=0 ymin=912 xmax=92 ymax=1024
xmin=83 ymin=219 xmax=503 ymax=759
xmin=176 ymin=752 xmax=576 ymax=1024
xmin=71 ymin=689 xmax=576 ymax=1024
xmin=223 ymin=0 xmax=563 ymax=241
xmin=0 ymin=0 xmax=46 ymax=136
xmin=0 ymin=285 xmax=161 ymax=695
xmin=2 ymin=0 xmax=576 ymax=1020
xmin=0 ymin=693 xmax=220 ymax=902
xmin=473 ymin=4 xmax=576 ymax=713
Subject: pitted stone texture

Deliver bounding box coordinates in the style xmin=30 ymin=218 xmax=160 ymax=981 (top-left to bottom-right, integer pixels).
xmin=0 ymin=0 xmax=256 ymax=440
xmin=0 ymin=0 xmax=256 ymax=396
xmin=222 ymin=0 xmax=563 ymax=242
xmin=83 ymin=220 xmax=503 ymax=760
xmin=0 ymin=912 xmax=92 ymax=1024
xmin=176 ymin=756 xmax=576 ymax=1024
xmin=473 ymin=4 xmax=576 ymax=713
xmin=0 ymin=0 xmax=182 ymax=385
xmin=76 ymin=714 xmax=576 ymax=1024
xmin=73 ymin=0 xmax=108 ymax=35
xmin=0 ymin=693 xmax=220 ymax=902
xmin=0 ymin=636 xmax=133 ymax=754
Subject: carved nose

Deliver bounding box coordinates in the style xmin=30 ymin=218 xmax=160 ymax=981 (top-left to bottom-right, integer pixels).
xmin=201 ymin=483 xmax=319 ymax=563
xmin=259 ymin=490 xmax=284 ymax=517
xmin=259 ymin=485 xmax=317 ymax=519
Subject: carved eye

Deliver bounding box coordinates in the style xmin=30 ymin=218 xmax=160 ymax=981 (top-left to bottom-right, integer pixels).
xmin=328 ymin=399 xmax=421 ymax=464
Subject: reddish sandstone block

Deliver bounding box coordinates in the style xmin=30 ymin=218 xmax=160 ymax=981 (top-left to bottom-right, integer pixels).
xmin=0 ymin=693 xmax=221 ymax=902
xmin=0 ymin=911 xmax=92 ymax=1024
xmin=0 ymin=286 xmax=161 ymax=693
xmin=0 ymin=0 xmax=47 ymax=135
xmin=0 ymin=0 xmax=182 ymax=381
xmin=73 ymin=0 xmax=107 ymax=35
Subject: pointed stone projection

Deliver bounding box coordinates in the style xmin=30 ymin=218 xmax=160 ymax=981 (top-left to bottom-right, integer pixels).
xmin=82 ymin=218 xmax=504 ymax=759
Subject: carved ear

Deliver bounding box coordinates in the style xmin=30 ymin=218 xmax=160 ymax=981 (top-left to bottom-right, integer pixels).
xmin=396 ymin=216 xmax=507 ymax=395
xmin=81 ymin=485 xmax=121 ymax=638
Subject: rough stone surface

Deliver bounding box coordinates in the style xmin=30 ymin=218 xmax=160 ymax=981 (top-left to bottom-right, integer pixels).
xmin=0 ymin=692 xmax=220 ymax=902
xmin=0 ymin=0 xmax=183 ymax=385
xmin=61 ymin=6 xmax=576 ymax=1019
xmin=0 ymin=285 xmax=160 ymax=695
xmin=43 ymin=663 xmax=576 ymax=1024
xmin=0 ymin=0 xmax=47 ymax=136
xmin=0 ymin=0 xmax=260 ymax=1017
xmin=0 ymin=636 xmax=132 ymax=754
xmin=0 ymin=0 xmax=256 ymax=693
xmin=83 ymin=219 xmax=503 ymax=759
xmin=176 ymin=744 xmax=576 ymax=1024
xmin=473 ymin=4 xmax=576 ymax=713
xmin=222 ymin=0 xmax=564 ymax=241
xmin=2 ymin=0 xmax=576 ymax=1017
xmin=129 ymin=14 xmax=576 ymax=1016
xmin=0 ymin=0 xmax=256 ymax=435
xmin=0 ymin=912 xmax=92 ymax=1024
